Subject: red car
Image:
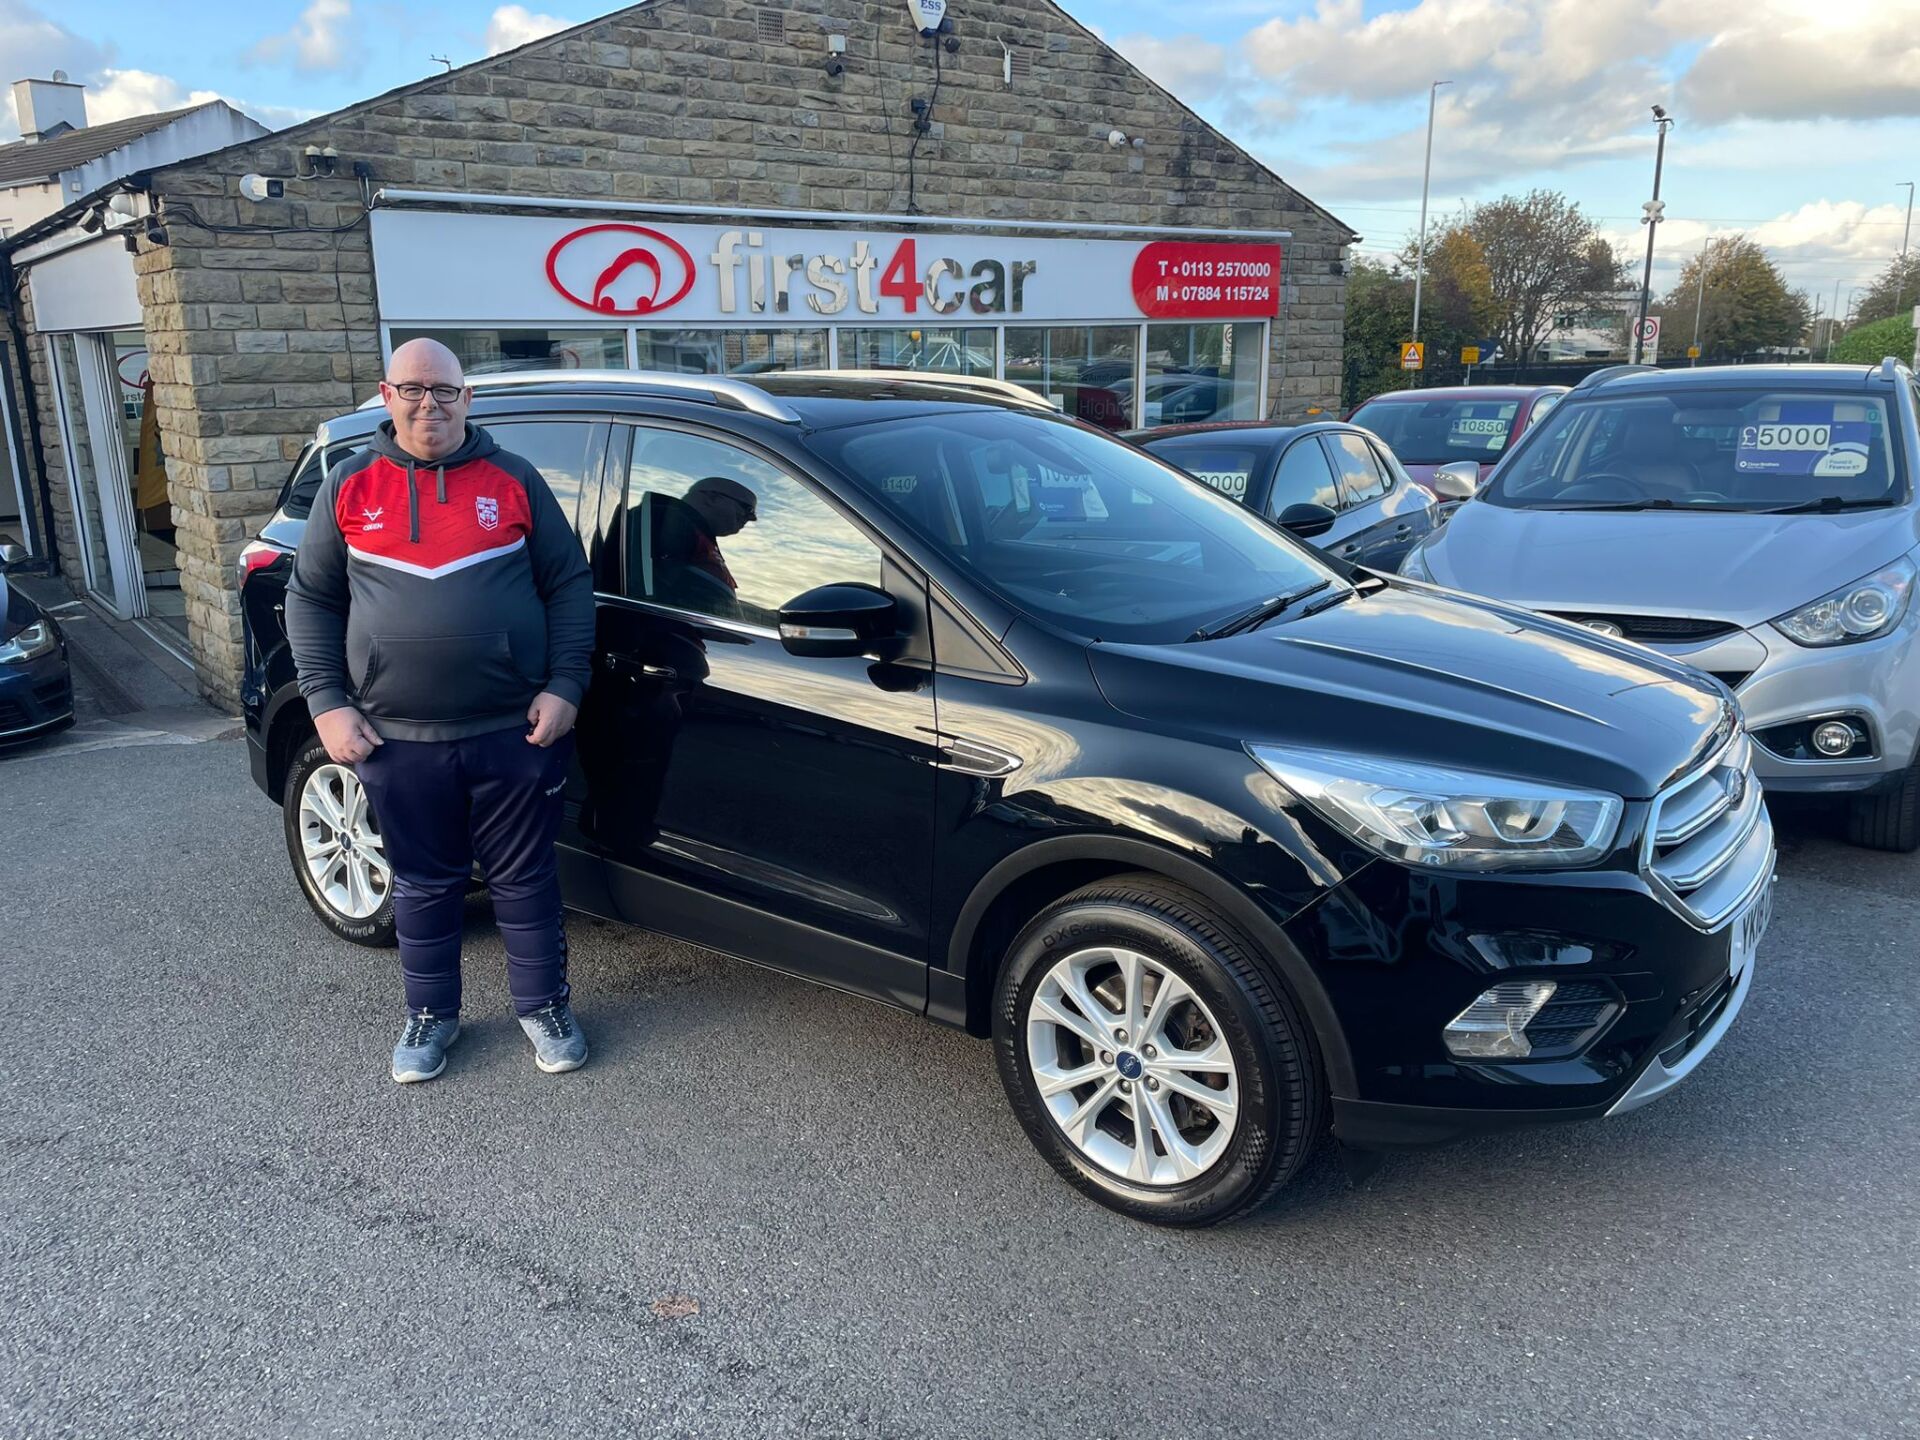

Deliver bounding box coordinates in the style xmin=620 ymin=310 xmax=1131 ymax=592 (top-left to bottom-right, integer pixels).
xmin=1345 ymin=385 xmax=1568 ymax=501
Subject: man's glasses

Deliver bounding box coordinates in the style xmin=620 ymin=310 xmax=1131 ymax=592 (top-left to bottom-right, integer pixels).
xmin=723 ymin=494 xmax=758 ymax=521
xmin=386 ymin=381 xmax=465 ymax=404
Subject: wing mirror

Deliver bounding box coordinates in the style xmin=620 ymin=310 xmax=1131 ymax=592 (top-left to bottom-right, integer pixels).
xmin=778 ymin=582 xmax=904 ymax=660
xmin=0 ymin=543 xmax=24 ymax=574
xmin=1430 ymin=461 xmax=1481 ymax=502
xmin=1276 ymin=502 xmax=1337 ymax=539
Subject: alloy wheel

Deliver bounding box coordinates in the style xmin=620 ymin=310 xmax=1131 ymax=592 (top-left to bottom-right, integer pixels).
xmin=1025 ymin=945 xmax=1241 ymax=1186
xmin=298 ymin=763 xmax=391 ymax=920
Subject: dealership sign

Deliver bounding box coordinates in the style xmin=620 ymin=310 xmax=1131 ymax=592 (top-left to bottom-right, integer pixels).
xmin=373 ymin=211 xmax=1283 ymax=326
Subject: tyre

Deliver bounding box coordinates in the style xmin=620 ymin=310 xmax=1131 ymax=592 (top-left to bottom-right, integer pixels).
xmin=993 ymin=873 xmax=1325 ymax=1226
xmin=1847 ymin=757 xmax=1920 ymax=852
xmin=282 ymin=735 xmax=397 ymax=947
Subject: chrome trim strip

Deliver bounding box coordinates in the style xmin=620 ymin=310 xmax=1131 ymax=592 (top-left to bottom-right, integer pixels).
xmin=356 ymin=370 xmax=806 ymax=424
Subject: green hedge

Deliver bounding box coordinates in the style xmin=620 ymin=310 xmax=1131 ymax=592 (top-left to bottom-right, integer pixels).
xmin=1831 ymin=313 xmax=1917 ymax=366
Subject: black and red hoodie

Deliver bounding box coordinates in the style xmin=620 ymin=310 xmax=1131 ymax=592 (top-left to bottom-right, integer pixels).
xmin=285 ymin=421 xmax=594 ymax=742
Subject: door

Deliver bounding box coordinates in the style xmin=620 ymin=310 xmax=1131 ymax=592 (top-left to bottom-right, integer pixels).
xmin=1315 ymin=430 xmax=1424 ymax=570
xmin=48 ymin=332 xmax=143 ymax=617
xmin=578 ymin=421 xmax=938 ymax=1010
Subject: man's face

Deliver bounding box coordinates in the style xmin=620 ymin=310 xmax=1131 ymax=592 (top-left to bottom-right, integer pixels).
xmin=380 ymin=351 xmax=471 ymax=461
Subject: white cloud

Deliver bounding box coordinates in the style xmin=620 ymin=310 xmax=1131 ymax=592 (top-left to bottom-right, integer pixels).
xmin=1107 ymin=32 xmax=1229 ymax=98
xmin=1684 ymin=6 xmax=1920 ymax=124
xmin=84 ymin=68 xmax=315 ymax=132
xmin=246 ymin=0 xmax=357 ymax=74
xmin=485 ymin=5 xmax=575 ymax=56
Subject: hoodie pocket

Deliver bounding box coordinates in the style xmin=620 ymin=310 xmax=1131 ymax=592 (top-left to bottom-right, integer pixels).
xmin=360 ymin=631 xmax=531 ymax=723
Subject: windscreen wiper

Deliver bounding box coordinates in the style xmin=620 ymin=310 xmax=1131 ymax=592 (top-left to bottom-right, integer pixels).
xmin=1757 ymin=496 xmax=1894 ymax=514
xmin=1186 ymin=581 xmax=1333 ymax=642
xmin=1540 ymin=498 xmax=1679 ymax=511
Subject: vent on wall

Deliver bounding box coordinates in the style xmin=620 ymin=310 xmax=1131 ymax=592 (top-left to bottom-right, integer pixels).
xmin=757 ymin=8 xmax=786 ymax=45
xmin=1004 ymin=47 xmax=1032 ymax=83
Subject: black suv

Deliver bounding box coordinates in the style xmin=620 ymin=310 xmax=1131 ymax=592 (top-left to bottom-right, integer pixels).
xmin=242 ymin=372 xmax=1774 ymax=1225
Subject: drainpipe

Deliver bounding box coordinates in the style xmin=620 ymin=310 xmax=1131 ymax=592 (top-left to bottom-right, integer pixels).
xmin=0 ymin=252 xmax=60 ymax=577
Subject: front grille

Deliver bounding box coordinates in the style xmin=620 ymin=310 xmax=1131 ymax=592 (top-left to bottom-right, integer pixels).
xmin=0 ymin=700 xmax=26 ymax=730
xmin=32 ymin=675 xmax=70 ymax=708
xmin=1643 ymin=731 xmax=1774 ymax=930
xmin=1660 ymin=971 xmax=1736 ymax=1067
xmin=1552 ymin=612 xmax=1741 ymax=644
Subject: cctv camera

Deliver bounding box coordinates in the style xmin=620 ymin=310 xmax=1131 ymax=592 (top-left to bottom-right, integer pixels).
xmin=824 ymin=56 xmax=845 ymax=77
xmin=1652 ymin=104 xmax=1668 ymax=119
xmin=1108 ymin=129 xmax=1128 ymax=148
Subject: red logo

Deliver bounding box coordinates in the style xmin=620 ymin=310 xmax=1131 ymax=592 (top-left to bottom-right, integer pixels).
xmin=545 ymin=223 xmax=697 ymax=316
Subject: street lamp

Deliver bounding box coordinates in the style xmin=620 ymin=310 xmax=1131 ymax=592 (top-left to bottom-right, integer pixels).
xmin=1410 ymin=79 xmax=1452 ymax=370
xmin=1634 ymin=105 xmax=1675 ymax=365
xmin=1895 ymin=182 xmax=1915 ymax=320
xmin=1690 ymin=234 xmax=1710 ymax=366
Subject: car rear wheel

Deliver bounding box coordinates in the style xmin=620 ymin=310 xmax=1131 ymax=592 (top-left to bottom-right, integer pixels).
xmin=993 ymin=873 xmax=1324 ymax=1226
xmin=1847 ymin=756 xmax=1920 ymax=852
xmin=282 ymin=735 xmax=397 ymax=947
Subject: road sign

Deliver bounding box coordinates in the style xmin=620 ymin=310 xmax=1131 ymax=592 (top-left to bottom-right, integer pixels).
xmin=1634 ymin=316 xmax=1661 ymax=363
xmin=1461 ymin=346 xmax=1480 ymax=364
xmin=1687 ymin=344 xmax=1701 ymax=359
xmin=1400 ymin=342 xmax=1424 ymax=370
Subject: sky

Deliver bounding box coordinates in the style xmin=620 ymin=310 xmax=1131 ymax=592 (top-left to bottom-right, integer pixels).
xmin=6 ymin=0 xmax=1919 ymax=319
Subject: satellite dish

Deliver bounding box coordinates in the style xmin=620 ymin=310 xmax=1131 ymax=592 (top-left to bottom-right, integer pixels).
xmin=52 ymin=69 xmax=69 ymax=82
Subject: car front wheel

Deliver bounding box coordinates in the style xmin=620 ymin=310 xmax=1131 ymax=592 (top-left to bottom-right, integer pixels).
xmin=994 ymin=874 xmax=1324 ymax=1226
xmin=282 ymin=735 xmax=397 ymax=947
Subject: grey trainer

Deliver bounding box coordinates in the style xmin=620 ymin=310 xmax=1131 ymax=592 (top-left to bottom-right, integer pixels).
xmin=391 ymin=1010 xmax=461 ymax=1083
xmin=518 ymin=1002 xmax=587 ymax=1074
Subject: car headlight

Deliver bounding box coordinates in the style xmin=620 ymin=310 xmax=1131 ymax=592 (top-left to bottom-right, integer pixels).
xmin=1774 ymin=557 xmax=1915 ymax=647
xmin=0 ymin=620 xmax=55 ymax=665
xmin=1398 ymin=539 xmax=1436 ymax=583
xmin=1249 ymin=745 xmax=1623 ymax=871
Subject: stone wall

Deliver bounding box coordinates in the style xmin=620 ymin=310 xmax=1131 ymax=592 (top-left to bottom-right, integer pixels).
xmin=134 ymin=0 xmax=1353 ymax=705
xmin=5 ymin=281 xmax=81 ymax=574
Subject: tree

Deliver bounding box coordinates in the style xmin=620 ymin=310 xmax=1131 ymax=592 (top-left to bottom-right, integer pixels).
xmin=1342 ymin=258 xmax=1415 ymax=407
xmin=1830 ymin=312 xmax=1917 ymax=366
xmin=1430 ymin=191 xmax=1629 ymax=362
xmin=1652 ymin=237 xmax=1810 ymax=360
xmin=1854 ymin=253 xmax=1920 ymax=327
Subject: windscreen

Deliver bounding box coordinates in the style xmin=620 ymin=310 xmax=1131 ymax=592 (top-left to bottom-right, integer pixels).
xmin=1349 ymin=396 xmax=1522 ymax=463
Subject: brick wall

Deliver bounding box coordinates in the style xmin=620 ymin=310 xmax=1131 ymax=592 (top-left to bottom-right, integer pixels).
xmin=135 ymin=0 xmax=1353 ymax=705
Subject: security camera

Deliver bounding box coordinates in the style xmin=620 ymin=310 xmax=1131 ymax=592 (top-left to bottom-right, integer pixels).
xmin=1108 ymin=129 xmax=1128 ymax=148
xmin=1652 ymin=104 xmax=1668 ymax=120
xmin=824 ymin=56 xmax=845 ymax=78
xmin=79 ymin=206 xmax=104 ymax=233
xmin=240 ymin=173 xmax=286 ymax=202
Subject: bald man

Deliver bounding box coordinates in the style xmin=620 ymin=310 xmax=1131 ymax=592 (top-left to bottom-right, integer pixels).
xmin=285 ymin=339 xmax=596 ymax=1083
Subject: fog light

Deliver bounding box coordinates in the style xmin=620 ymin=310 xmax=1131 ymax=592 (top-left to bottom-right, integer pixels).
xmin=1444 ymin=981 xmax=1556 ymax=1059
xmin=1812 ymin=721 xmax=1859 ymax=757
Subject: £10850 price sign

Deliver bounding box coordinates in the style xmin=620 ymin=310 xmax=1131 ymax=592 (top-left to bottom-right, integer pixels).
xmin=1131 ymin=242 xmax=1284 ymax=319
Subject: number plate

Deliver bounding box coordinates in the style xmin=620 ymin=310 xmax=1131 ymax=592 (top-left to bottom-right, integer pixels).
xmin=1729 ymin=876 xmax=1773 ymax=979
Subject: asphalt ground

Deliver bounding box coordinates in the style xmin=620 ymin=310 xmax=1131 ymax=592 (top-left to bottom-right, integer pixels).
xmin=1 ymin=732 xmax=1915 ymax=1440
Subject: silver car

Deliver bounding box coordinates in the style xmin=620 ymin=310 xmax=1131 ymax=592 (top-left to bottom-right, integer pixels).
xmin=1401 ymin=359 xmax=1920 ymax=851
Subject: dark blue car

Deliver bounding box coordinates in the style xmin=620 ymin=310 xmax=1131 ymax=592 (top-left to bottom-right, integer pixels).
xmin=0 ymin=546 xmax=74 ymax=746
xmin=1127 ymin=420 xmax=1449 ymax=573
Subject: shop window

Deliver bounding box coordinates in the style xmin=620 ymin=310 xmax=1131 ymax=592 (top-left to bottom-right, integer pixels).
xmin=622 ymin=428 xmax=880 ymax=626
xmin=842 ymin=327 xmax=996 ymax=376
xmin=1005 ymin=326 xmax=1137 ymax=431
xmin=389 ymin=328 xmax=627 ymax=376
xmin=633 ymin=329 xmax=826 ymax=375
xmin=1142 ymin=322 xmax=1263 ymax=427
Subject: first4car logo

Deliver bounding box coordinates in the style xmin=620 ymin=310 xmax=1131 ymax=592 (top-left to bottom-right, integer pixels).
xmin=545 ymin=223 xmax=698 ymax=316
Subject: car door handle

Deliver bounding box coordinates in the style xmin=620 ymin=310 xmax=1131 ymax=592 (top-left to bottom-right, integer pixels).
xmin=602 ymin=654 xmax=677 ymax=680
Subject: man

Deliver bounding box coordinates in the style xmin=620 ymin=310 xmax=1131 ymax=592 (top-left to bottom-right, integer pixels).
xmin=285 ymin=339 xmax=595 ymax=1083
xmin=651 ymin=474 xmax=757 ymax=602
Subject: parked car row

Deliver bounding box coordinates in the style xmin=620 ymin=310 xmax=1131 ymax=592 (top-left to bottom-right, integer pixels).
xmin=0 ymin=544 xmax=73 ymax=748
xmin=243 ymin=369 xmax=1774 ymax=1224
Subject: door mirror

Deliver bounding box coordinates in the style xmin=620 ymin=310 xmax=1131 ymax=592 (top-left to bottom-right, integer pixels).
xmin=778 ymin=582 xmax=901 ymax=659
xmin=1275 ymin=502 xmax=1337 ymax=539
xmin=1430 ymin=461 xmax=1481 ymax=501
xmin=0 ymin=544 xmax=23 ymax=573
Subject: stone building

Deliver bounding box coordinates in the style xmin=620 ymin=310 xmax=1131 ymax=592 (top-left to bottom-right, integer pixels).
xmin=0 ymin=0 xmax=1356 ymax=706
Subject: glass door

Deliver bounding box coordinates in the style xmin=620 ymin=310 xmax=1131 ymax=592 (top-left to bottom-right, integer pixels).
xmin=48 ymin=332 xmax=143 ymax=618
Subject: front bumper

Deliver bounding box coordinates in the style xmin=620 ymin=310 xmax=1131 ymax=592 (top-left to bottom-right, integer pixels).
xmin=0 ymin=649 xmax=74 ymax=743
xmin=1651 ymin=619 xmax=1917 ymax=791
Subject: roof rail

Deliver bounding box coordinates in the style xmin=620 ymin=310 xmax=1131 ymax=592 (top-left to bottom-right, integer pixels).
xmin=1878 ymin=356 xmax=1910 ymax=383
xmin=355 ymin=369 xmax=803 ymax=423
xmin=782 ymin=369 xmax=1061 ymax=412
xmin=1572 ymin=363 xmax=1660 ymax=391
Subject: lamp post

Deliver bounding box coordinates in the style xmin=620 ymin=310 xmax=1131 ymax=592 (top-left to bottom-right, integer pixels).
xmin=1892 ymin=182 xmax=1916 ymax=321
xmin=1410 ymin=79 xmax=1452 ymax=374
xmin=1690 ymin=235 xmax=1710 ymax=366
xmin=1634 ymin=106 xmax=1675 ymax=364
xmin=1826 ymin=277 xmax=1843 ymax=360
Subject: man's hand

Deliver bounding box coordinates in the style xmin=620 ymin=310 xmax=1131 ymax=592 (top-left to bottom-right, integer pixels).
xmin=315 ymin=707 xmax=384 ymax=765
xmin=526 ymin=691 xmax=579 ymax=747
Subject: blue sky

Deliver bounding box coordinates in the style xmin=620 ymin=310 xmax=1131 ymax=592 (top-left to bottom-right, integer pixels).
xmin=10 ymin=0 xmax=1920 ymax=315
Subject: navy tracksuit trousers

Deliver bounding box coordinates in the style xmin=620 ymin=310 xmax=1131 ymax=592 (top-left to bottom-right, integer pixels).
xmin=354 ymin=726 xmax=572 ymax=1018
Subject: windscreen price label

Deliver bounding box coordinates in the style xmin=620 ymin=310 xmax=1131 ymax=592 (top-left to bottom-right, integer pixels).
xmin=1736 ymin=402 xmax=1873 ymax=476
xmin=1192 ymin=470 xmax=1250 ymax=499
xmin=1744 ymin=424 xmax=1830 ymax=451
xmin=1452 ymin=418 xmax=1509 ymax=435
xmin=1131 ymin=242 xmax=1284 ymax=318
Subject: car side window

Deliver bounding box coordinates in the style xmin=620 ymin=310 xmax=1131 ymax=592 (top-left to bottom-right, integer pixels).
xmin=1527 ymin=393 xmax=1563 ymax=430
xmin=1364 ymin=438 xmax=1401 ymax=493
xmin=484 ymin=420 xmax=597 ymax=532
xmin=1322 ymin=431 xmax=1390 ymax=507
xmin=622 ymin=427 xmax=882 ymax=626
xmin=1267 ymin=437 xmax=1342 ymax=515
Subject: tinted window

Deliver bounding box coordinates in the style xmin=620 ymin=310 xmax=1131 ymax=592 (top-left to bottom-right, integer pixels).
xmin=282 ymin=440 xmax=361 ymax=519
xmin=807 ymin=410 xmax=1341 ymax=645
xmin=623 ymin=428 xmax=881 ymax=625
xmin=1324 ymin=431 xmax=1390 ymax=505
xmin=1269 ymin=437 xmax=1341 ymax=513
xmin=486 ymin=421 xmax=595 ymax=531
xmin=1140 ymin=439 xmax=1267 ymax=504
xmin=1525 ymin=392 xmax=1563 ymax=430
xmin=1351 ymin=397 xmax=1523 ymax=462
xmin=1489 ymin=388 xmax=1905 ymax=511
